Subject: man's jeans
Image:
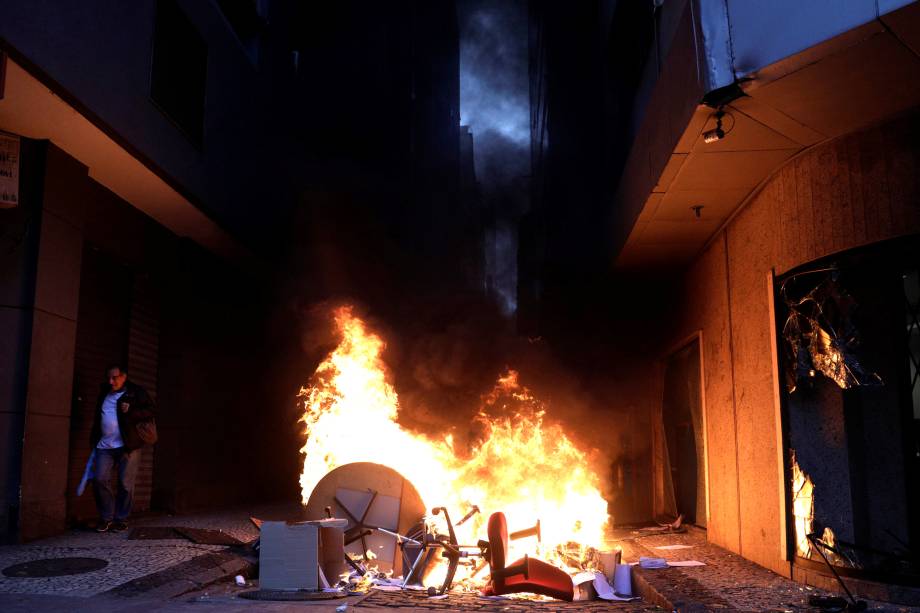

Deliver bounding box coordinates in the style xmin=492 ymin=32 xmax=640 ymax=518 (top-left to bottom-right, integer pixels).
xmin=93 ymin=447 xmax=141 ymax=522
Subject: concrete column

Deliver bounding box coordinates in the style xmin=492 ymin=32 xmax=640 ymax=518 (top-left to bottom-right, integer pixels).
xmin=16 ymin=144 xmax=87 ymax=541
xmin=0 ymin=137 xmax=45 ymax=543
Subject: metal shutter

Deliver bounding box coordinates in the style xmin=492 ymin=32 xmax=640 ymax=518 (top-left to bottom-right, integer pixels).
xmin=67 ymin=248 xmax=132 ymax=523
xmin=127 ymin=274 xmax=159 ymax=512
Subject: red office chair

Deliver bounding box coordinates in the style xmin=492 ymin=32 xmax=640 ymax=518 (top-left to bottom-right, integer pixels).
xmin=480 ymin=511 xmax=574 ymax=601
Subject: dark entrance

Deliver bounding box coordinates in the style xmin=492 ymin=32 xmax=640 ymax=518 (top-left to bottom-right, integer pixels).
xmin=661 ymin=338 xmax=706 ymax=527
xmin=66 ymin=246 xmax=160 ymax=524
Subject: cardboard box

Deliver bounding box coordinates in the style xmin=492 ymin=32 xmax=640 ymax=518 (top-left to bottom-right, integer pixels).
xmin=259 ymin=521 xmax=319 ymax=591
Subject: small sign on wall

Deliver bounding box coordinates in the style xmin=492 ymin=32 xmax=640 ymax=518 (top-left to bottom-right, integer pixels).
xmin=1 ymin=50 xmax=6 ymax=100
xmin=0 ymin=131 xmax=20 ymax=209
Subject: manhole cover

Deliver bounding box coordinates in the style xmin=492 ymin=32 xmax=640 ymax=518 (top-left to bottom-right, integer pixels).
xmin=3 ymin=557 xmax=108 ymax=577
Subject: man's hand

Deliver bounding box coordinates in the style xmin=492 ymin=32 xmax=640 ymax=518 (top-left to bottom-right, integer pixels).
xmin=119 ymin=401 xmax=130 ymax=413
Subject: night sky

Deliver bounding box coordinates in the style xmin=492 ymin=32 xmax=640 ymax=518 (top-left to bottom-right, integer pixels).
xmin=458 ymin=0 xmax=529 ymax=188
xmin=458 ymin=0 xmax=529 ymax=315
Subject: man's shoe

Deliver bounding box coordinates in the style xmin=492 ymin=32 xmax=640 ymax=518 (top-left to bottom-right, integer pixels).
xmin=112 ymin=521 xmax=128 ymax=532
xmin=96 ymin=521 xmax=112 ymax=533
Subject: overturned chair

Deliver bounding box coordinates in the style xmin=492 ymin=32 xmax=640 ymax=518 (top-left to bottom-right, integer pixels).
xmin=395 ymin=507 xmax=574 ymax=601
xmin=480 ymin=511 xmax=574 ymax=601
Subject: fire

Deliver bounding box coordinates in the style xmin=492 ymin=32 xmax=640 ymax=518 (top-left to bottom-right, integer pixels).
xmin=790 ymin=451 xmax=815 ymax=559
xmin=790 ymin=452 xmax=853 ymax=568
xmin=299 ymin=306 xmax=610 ymax=581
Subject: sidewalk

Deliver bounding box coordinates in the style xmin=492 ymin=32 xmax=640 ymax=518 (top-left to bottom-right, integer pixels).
xmin=0 ymin=502 xmax=294 ymax=599
xmin=1 ymin=505 xmax=917 ymax=612
xmin=618 ymin=528 xmax=919 ymax=613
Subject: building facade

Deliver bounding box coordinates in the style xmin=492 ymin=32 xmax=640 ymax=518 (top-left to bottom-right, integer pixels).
xmin=609 ymin=0 xmax=920 ymax=599
xmin=0 ymin=0 xmax=465 ymax=543
xmin=528 ymin=0 xmax=920 ymax=599
xmin=0 ymin=0 xmax=305 ymax=542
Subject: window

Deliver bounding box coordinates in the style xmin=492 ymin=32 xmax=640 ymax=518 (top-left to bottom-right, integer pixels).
xmin=906 ymin=269 xmax=920 ymax=421
xmin=150 ymin=0 xmax=208 ymax=145
xmin=777 ymin=236 xmax=920 ymax=583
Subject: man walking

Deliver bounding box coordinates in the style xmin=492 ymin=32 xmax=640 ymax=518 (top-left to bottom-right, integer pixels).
xmin=90 ymin=364 xmax=155 ymax=532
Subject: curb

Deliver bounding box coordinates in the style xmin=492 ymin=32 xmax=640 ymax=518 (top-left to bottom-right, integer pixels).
xmin=631 ymin=565 xmax=731 ymax=612
xmin=630 ymin=566 xmax=673 ymax=610
xmin=106 ymin=550 xmax=256 ymax=599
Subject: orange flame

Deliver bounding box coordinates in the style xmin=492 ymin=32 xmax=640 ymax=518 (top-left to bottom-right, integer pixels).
xmin=790 ymin=451 xmax=815 ymax=559
xmin=790 ymin=452 xmax=854 ymax=568
xmin=299 ymin=306 xmax=609 ymax=578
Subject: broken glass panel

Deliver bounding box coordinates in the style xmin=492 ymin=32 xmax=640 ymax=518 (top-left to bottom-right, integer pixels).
xmin=905 ymin=269 xmax=920 ymax=420
xmin=780 ymin=269 xmax=882 ymax=393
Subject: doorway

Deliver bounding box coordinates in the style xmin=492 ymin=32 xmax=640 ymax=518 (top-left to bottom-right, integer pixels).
xmin=67 ymin=246 xmax=159 ymax=524
xmin=661 ymin=338 xmax=707 ymax=527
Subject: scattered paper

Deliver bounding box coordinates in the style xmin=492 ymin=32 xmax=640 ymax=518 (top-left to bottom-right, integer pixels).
xmin=372 ymin=585 xmax=403 ymax=591
xmin=76 ymin=450 xmax=96 ymax=496
xmin=653 ymin=544 xmax=694 ymax=550
xmin=667 ymin=560 xmax=706 ymax=567
xmin=336 ymin=605 xmax=348 ymax=613
xmin=428 ymin=594 xmax=449 ymax=600
xmin=590 ymin=571 xmax=640 ymax=602
xmin=571 ymin=571 xmax=596 ymax=586
xmin=638 ymin=557 xmax=668 ymax=569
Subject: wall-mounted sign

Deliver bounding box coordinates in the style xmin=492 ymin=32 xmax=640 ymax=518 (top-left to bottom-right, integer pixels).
xmin=0 ymin=50 xmax=7 ymax=100
xmin=0 ymin=131 xmax=20 ymax=209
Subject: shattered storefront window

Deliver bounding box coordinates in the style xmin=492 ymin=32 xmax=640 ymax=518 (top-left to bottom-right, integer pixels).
xmin=905 ymin=269 xmax=920 ymax=421
xmin=779 ymin=245 xmax=920 ymax=583
xmin=780 ymin=269 xmax=882 ymax=393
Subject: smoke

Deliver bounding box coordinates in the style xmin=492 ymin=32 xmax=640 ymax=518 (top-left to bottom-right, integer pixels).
xmin=458 ymin=0 xmax=530 ymax=188
xmin=296 ymin=296 xmax=657 ymax=520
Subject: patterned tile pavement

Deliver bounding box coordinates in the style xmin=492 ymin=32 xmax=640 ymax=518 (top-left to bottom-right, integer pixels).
xmin=0 ymin=502 xmax=296 ymax=597
xmin=2 ymin=505 xmax=918 ymax=611
xmin=0 ymin=540 xmax=225 ymax=596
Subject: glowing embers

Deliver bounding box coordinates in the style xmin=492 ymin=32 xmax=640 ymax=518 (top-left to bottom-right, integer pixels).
xmin=297 ymin=305 xmax=610 ymax=587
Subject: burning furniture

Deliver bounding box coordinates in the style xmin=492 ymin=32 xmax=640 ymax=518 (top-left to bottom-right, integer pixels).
xmin=304 ymin=462 xmax=425 ymax=577
xmin=295 ymin=309 xmax=616 ymax=599
xmin=395 ymin=507 xmax=574 ymax=600
xmin=270 ymin=458 xmax=605 ymax=603
xmin=481 ymin=511 xmax=574 ymax=601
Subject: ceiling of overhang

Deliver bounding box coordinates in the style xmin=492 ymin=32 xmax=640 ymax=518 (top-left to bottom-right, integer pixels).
xmin=0 ymin=58 xmax=249 ymax=263
xmin=615 ymin=1 xmax=920 ymax=271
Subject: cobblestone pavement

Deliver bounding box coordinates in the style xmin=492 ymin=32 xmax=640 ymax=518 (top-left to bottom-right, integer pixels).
xmin=0 ymin=502 xmax=297 ymax=597
xmin=618 ymin=529 xmax=920 ymax=612
xmin=2 ymin=506 xmax=919 ymax=612
xmin=353 ymin=588 xmax=662 ymax=611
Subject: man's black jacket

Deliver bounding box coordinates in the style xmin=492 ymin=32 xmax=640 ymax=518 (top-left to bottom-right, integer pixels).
xmin=90 ymin=381 xmax=156 ymax=452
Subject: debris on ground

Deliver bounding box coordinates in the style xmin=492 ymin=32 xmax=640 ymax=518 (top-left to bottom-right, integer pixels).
xmin=638 ymin=557 xmax=668 ymax=569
